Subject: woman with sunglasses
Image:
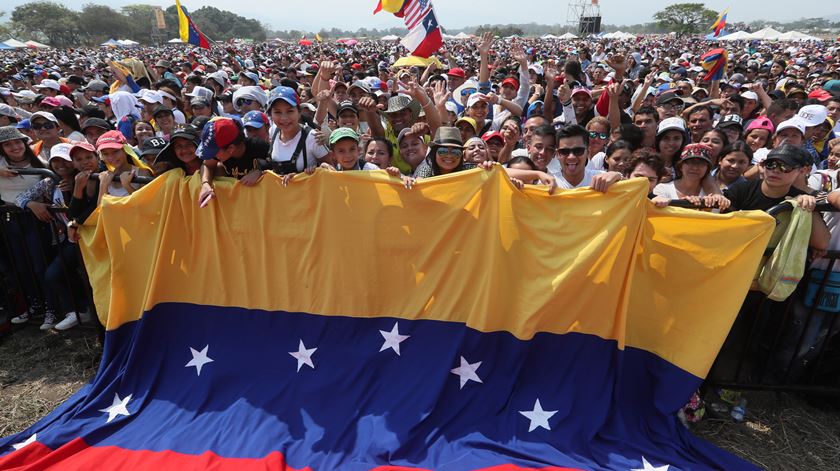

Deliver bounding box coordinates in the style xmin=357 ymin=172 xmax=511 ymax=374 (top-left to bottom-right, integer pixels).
xmin=29 ymin=112 xmax=70 ymax=163
xmin=585 ymin=117 xmax=611 ymax=162
xmin=412 ymin=127 xmax=477 ymax=179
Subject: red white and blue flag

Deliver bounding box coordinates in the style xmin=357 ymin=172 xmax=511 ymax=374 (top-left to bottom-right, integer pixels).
xmin=375 ymin=0 xmax=442 ymax=58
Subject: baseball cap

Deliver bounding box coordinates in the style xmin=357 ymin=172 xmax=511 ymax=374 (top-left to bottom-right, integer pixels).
xmin=657 ymin=117 xmax=687 ymax=136
xmin=745 ymin=116 xmax=775 ymax=134
xmin=69 ymin=141 xmax=96 ymax=157
xmin=266 ymin=86 xmax=299 ymax=109
xmin=679 ymin=143 xmax=713 ymax=165
xmin=139 ymin=90 xmax=163 ymax=104
xmin=397 ymin=127 xmax=424 ymax=144
xmin=34 ymin=79 xmax=60 ymax=91
xmin=91 ymin=95 xmax=110 ymax=104
xmin=190 ymin=97 xmax=211 ymax=108
xmin=240 ymin=71 xmax=259 ymax=84
xmin=152 ymin=105 xmax=174 ymax=118
xmin=40 ymin=97 xmax=61 ymax=108
xmin=716 ymin=114 xmax=744 ymax=130
xmin=348 ymin=80 xmax=372 ymax=95
xmin=232 ymin=86 xmax=268 ymax=111
xmin=84 ymin=80 xmax=109 ymax=92
xmin=337 ymin=100 xmax=359 ymax=116
xmin=81 ymin=118 xmax=112 ymax=132
xmin=0 ymin=104 xmax=19 ymax=119
xmin=455 ymin=117 xmax=478 ymax=133
xmin=16 ymin=119 xmax=31 ymax=130
xmin=795 ymin=105 xmax=829 ymax=127
xmin=656 ymin=91 xmax=683 ymax=106
xmin=528 ymin=63 xmax=544 ymax=76
xmin=140 ymin=137 xmax=167 ymax=156
xmin=501 ymin=77 xmax=519 ymax=89
xmin=12 ymin=90 xmax=38 ymax=104
xmin=185 ymin=86 xmax=215 ymax=100
xmin=776 ymin=118 xmax=806 ymax=136
xmin=808 ymin=89 xmax=833 ymax=102
xmin=571 ymin=88 xmax=592 ymax=99
xmin=197 ymin=117 xmax=243 ymax=160
xmin=466 ymin=93 xmax=487 ymax=109
xmin=242 ymin=110 xmax=269 ymax=129
xmin=447 ymin=68 xmax=466 ymax=78
xmin=96 ymin=130 xmax=128 ymax=150
xmin=329 ymin=127 xmax=360 ymax=148
xmin=765 ymin=143 xmax=811 ymax=168
xmin=49 ymin=143 xmax=73 ymax=162
xmin=740 ymin=91 xmax=759 ymax=101
xmin=481 ymin=131 xmax=505 ymax=144
xmin=30 ymin=111 xmax=58 ymax=123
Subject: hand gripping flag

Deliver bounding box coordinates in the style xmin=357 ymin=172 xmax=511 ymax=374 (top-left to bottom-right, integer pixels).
xmin=701 ymin=47 xmax=729 ymax=81
xmin=710 ymin=8 xmax=729 ymax=37
xmin=175 ymin=0 xmax=210 ymax=49
xmin=0 ymin=169 xmax=773 ymax=470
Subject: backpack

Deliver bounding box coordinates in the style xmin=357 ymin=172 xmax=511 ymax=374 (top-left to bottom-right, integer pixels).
xmin=269 ymin=125 xmax=311 ymax=174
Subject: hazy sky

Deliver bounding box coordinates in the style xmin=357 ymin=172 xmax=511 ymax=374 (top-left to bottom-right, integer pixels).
xmin=3 ymin=1 xmax=836 ymax=31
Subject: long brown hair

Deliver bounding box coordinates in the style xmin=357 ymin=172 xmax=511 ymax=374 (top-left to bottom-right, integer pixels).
xmin=0 ymin=138 xmax=46 ymax=168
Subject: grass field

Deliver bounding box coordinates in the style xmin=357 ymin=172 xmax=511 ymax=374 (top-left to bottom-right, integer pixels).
xmin=1 ymin=324 xmax=838 ymax=469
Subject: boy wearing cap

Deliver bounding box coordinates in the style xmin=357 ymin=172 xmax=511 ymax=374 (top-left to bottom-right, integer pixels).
xmin=198 ymin=117 xmax=271 ymax=207
xmin=321 ymin=128 xmax=378 ymax=172
xmin=242 ymin=111 xmax=270 ymax=143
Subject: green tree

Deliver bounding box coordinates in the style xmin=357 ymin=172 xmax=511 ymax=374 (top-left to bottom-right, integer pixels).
xmin=652 ymin=3 xmax=718 ymax=36
xmin=78 ymin=4 xmax=134 ymax=44
xmin=10 ymin=1 xmax=81 ymax=47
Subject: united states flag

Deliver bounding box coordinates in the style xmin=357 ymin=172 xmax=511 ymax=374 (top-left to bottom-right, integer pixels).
xmin=402 ymin=0 xmax=432 ymax=30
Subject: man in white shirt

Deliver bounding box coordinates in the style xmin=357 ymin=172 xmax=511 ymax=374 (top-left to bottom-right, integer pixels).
xmin=550 ymin=124 xmax=622 ymax=192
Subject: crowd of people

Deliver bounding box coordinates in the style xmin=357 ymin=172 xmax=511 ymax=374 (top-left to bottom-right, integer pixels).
xmin=0 ymin=35 xmax=839 ymax=414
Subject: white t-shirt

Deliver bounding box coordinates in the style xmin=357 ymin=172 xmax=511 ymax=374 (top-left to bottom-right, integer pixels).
xmin=652 ymin=181 xmax=707 ymax=199
xmin=269 ymin=126 xmax=329 ymax=172
xmin=550 ymin=167 xmax=605 ymax=190
xmin=751 ymin=148 xmax=770 ymax=165
xmin=586 ymin=152 xmax=606 ymax=171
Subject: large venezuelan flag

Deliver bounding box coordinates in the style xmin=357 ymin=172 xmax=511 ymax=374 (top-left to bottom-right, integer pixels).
xmin=0 ymin=168 xmax=773 ymax=470
xmin=176 ymin=0 xmax=210 ymax=49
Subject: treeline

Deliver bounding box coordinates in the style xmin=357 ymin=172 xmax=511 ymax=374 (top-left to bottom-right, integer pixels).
xmin=0 ymin=2 xmax=267 ymax=48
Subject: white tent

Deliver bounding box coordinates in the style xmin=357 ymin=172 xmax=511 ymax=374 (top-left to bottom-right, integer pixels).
xmin=117 ymin=39 xmax=139 ymax=46
xmin=167 ymin=38 xmax=185 ymax=43
xmin=719 ymin=31 xmax=751 ymax=41
xmin=454 ymin=32 xmax=471 ymax=40
xmin=541 ymin=34 xmax=559 ymax=39
xmin=2 ymin=38 xmax=27 ymax=48
xmin=747 ymin=27 xmax=782 ymax=40
xmin=558 ymin=32 xmax=578 ymax=39
xmin=381 ymin=35 xmax=399 ymax=41
xmin=101 ymin=38 xmax=119 ymax=47
xmin=777 ymin=30 xmax=820 ymax=41
xmin=25 ymin=40 xmax=50 ymax=48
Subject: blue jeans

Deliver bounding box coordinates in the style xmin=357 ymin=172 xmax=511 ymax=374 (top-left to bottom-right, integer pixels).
xmin=0 ymin=212 xmax=56 ymax=309
xmin=45 ymin=240 xmax=86 ymax=315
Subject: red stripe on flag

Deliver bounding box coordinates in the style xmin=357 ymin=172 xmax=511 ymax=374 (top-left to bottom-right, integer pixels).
xmin=0 ymin=440 xmax=587 ymax=470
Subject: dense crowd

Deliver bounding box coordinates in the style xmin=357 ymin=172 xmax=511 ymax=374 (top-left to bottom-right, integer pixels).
xmin=0 ymin=36 xmax=839 ymax=416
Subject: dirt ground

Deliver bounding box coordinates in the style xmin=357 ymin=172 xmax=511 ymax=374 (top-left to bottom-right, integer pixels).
xmin=1 ymin=324 xmax=838 ymax=470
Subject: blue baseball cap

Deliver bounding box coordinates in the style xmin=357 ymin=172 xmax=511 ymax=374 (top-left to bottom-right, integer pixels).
xmin=196 ymin=117 xmax=243 ymax=160
xmin=91 ymin=95 xmax=110 ymax=104
xmin=242 ymin=110 xmax=269 ymax=129
xmin=241 ymin=71 xmax=260 ymax=84
xmin=16 ymin=119 xmax=31 ymax=130
xmin=266 ymin=86 xmax=299 ymax=109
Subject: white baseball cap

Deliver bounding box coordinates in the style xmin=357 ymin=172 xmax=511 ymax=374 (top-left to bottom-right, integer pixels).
xmin=657 ymin=116 xmax=687 ymax=136
xmin=49 ymin=143 xmax=73 ymax=162
xmin=776 ymin=118 xmax=806 ymax=135
xmin=34 ymin=79 xmax=61 ymax=91
xmin=795 ymin=105 xmax=828 ymax=127
xmin=740 ymin=91 xmax=759 ymax=101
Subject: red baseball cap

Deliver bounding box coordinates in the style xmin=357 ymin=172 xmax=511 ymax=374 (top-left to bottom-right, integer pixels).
xmin=96 ymin=130 xmax=128 ymax=151
xmin=69 ymin=141 xmax=96 ymax=156
xmin=351 ymin=63 xmax=362 ymax=70
xmin=501 ymin=77 xmax=519 ymax=89
xmin=808 ymin=88 xmax=833 ymax=102
xmin=481 ymin=131 xmax=505 ymax=144
xmin=447 ymin=68 xmax=466 ymax=78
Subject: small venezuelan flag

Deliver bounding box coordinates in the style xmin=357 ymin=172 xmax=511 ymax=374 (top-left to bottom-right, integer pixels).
xmin=710 ymin=8 xmax=729 ymax=37
xmin=175 ymin=0 xmax=210 ymax=49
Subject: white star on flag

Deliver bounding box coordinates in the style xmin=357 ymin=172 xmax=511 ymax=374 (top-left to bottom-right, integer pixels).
xmin=185 ymin=345 xmax=214 ymax=376
xmin=11 ymin=433 xmax=37 ymax=450
xmin=289 ymin=340 xmax=317 ymax=372
xmin=379 ymin=322 xmax=410 ymax=355
xmin=519 ymin=399 xmax=558 ymax=432
xmin=450 ymin=356 xmax=482 ymax=389
xmin=99 ymin=393 xmax=132 ymax=423
xmin=632 ymin=457 xmax=670 ymax=471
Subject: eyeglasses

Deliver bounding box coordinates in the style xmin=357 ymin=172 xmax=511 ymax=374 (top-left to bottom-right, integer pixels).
xmin=762 ymin=160 xmax=797 ymax=173
xmin=557 ymin=146 xmax=587 ymax=157
xmin=588 ymin=131 xmax=608 ymax=140
xmin=437 ymin=148 xmax=463 ymax=157
xmin=32 ymin=122 xmax=57 ymax=130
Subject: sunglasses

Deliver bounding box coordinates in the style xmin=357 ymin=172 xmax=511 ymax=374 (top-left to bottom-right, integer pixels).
xmin=32 ymin=122 xmax=57 ymax=130
xmin=588 ymin=131 xmax=608 ymax=140
xmin=437 ymin=148 xmax=463 ymax=157
xmin=762 ymin=160 xmax=797 ymax=173
xmin=557 ymin=146 xmax=587 ymax=157
xmin=236 ymin=98 xmax=255 ymax=106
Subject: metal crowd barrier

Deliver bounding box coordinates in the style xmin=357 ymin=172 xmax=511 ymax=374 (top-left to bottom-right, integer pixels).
xmin=669 ymin=199 xmax=840 ymax=395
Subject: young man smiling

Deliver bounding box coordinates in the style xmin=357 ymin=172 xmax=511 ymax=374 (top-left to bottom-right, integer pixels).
xmin=549 ymin=124 xmax=622 ymax=192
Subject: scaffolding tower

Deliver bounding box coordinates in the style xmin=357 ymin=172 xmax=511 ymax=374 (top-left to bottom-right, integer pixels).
xmin=566 ymin=0 xmax=602 ymax=36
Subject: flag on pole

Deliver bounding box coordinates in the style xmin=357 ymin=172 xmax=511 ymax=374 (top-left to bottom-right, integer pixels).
xmin=175 ymin=0 xmax=210 ymax=49
xmin=0 ymin=170 xmax=772 ymax=470
xmin=315 ymin=33 xmax=322 ymax=42
xmin=710 ymin=8 xmax=729 ymax=37
xmin=373 ymin=0 xmax=407 ymax=14
xmin=377 ymin=0 xmax=442 ymax=58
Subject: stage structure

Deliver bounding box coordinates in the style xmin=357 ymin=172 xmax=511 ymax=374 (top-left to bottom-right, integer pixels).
xmin=566 ymin=0 xmax=602 ymax=36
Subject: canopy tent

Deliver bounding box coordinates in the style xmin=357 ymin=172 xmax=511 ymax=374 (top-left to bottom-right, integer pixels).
xmin=541 ymin=34 xmax=559 ymax=39
xmin=718 ymin=31 xmax=752 ymax=41
xmin=704 ymin=30 xmax=728 ymax=40
xmin=117 ymin=39 xmax=139 ymax=46
xmin=381 ymin=35 xmax=399 ymax=41
xmin=776 ymin=30 xmax=820 ymax=41
xmin=2 ymin=38 xmax=27 ymax=48
xmin=0 ymin=42 xmax=13 ymax=50
xmin=558 ymin=32 xmax=578 ymax=39
xmin=101 ymin=39 xmax=120 ymax=47
xmin=392 ymin=55 xmax=443 ymax=69
xmin=747 ymin=27 xmax=782 ymax=40
xmin=453 ymin=32 xmax=472 ymax=40
xmin=167 ymin=38 xmax=185 ymax=43
xmin=25 ymin=40 xmax=50 ymax=48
